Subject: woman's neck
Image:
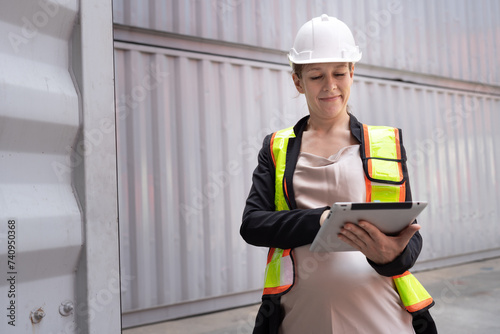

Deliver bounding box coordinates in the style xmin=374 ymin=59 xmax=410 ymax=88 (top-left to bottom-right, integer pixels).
xmin=306 ymin=111 xmax=350 ymax=134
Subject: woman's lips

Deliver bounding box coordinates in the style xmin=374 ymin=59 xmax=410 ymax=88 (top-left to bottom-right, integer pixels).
xmin=319 ymin=95 xmax=341 ymax=102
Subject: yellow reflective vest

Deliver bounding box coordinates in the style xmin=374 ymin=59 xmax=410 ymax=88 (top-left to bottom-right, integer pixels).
xmin=263 ymin=123 xmax=434 ymax=314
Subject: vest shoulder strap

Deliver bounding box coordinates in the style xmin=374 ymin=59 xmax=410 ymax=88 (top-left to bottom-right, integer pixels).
xmin=270 ymin=127 xmax=295 ymax=211
xmin=362 ymin=124 xmax=406 ymax=202
xmin=262 ymin=127 xmax=296 ymax=297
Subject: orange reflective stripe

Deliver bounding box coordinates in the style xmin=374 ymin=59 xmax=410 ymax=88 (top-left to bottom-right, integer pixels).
xmin=363 ymin=125 xmax=373 ymax=179
xmin=263 ymin=284 xmax=292 ymax=295
xmin=270 ymin=132 xmax=277 ymax=166
xmin=283 ymin=177 xmax=290 ymax=205
xmin=365 ymin=176 xmax=372 ymax=202
xmin=363 ymin=124 xmax=371 ymax=158
xmin=394 ymin=128 xmax=401 ymax=160
xmin=399 ymin=183 xmax=406 ymax=202
xmin=362 ymin=126 xmax=373 ymax=203
xmin=392 ymin=271 xmax=411 ymax=279
xmin=404 ymin=298 xmax=434 ymax=313
xmin=266 ymin=248 xmax=276 ymax=265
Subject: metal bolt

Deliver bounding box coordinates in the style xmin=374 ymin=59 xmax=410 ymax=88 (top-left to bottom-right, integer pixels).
xmin=59 ymin=301 xmax=74 ymax=316
xmin=31 ymin=308 xmax=45 ymax=324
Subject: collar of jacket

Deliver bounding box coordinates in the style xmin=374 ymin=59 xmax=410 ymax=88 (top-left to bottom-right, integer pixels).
xmin=283 ymin=113 xmax=363 ymax=210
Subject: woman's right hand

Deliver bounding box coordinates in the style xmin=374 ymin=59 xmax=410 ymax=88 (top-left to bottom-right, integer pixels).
xmin=338 ymin=220 xmax=421 ymax=265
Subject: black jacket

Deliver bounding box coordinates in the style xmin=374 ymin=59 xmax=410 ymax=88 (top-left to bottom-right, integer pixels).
xmin=241 ymin=114 xmax=437 ymax=334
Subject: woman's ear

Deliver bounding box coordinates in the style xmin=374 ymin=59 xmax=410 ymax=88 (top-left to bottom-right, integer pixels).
xmin=347 ymin=64 xmax=354 ymax=84
xmin=292 ymin=73 xmax=304 ymax=94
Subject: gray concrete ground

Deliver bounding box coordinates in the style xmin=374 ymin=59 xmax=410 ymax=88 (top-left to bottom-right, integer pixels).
xmin=123 ymin=257 xmax=500 ymax=334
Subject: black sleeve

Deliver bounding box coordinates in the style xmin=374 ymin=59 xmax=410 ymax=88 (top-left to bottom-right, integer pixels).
xmin=240 ymin=135 xmax=328 ymax=250
xmin=366 ymin=137 xmax=423 ymax=277
xmin=367 ymin=232 xmax=422 ymax=277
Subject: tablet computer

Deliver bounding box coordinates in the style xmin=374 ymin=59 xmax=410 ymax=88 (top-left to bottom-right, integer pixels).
xmin=309 ymin=201 xmax=427 ymax=252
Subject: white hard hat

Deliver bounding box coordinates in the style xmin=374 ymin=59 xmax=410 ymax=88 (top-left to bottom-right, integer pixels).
xmin=288 ymin=14 xmax=362 ymax=65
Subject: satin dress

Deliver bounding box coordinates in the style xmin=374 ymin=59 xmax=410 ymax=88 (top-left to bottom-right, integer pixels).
xmin=279 ymin=145 xmax=414 ymax=334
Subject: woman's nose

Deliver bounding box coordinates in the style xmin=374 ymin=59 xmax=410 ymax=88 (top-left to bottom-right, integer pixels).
xmin=323 ymin=76 xmax=337 ymax=91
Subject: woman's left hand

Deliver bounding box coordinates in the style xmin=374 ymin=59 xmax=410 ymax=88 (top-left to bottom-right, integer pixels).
xmin=338 ymin=221 xmax=421 ymax=265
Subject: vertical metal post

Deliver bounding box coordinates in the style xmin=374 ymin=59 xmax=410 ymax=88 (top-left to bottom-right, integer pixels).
xmin=72 ymin=0 xmax=121 ymax=333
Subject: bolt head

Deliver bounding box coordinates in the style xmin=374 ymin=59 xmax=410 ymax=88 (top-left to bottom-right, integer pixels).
xmin=59 ymin=301 xmax=74 ymax=316
xmin=30 ymin=308 xmax=45 ymax=324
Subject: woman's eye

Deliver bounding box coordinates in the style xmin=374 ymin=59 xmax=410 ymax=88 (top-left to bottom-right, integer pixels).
xmin=311 ymin=76 xmax=322 ymax=80
xmin=335 ymin=73 xmax=346 ymax=77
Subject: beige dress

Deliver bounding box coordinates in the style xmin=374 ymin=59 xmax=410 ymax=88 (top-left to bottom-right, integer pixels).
xmin=279 ymin=145 xmax=414 ymax=334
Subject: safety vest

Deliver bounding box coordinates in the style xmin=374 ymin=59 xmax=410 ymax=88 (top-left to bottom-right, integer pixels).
xmin=263 ymin=123 xmax=434 ymax=314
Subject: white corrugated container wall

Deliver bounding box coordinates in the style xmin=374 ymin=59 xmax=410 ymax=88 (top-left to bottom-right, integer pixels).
xmin=113 ymin=0 xmax=500 ymax=86
xmin=1 ymin=0 xmax=120 ymax=333
xmin=0 ymin=2 xmax=81 ymax=331
xmin=115 ymin=44 xmax=305 ymax=325
xmin=349 ymin=78 xmax=500 ymax=262
xmin=113 ymin=0 xmax=500 ymax=328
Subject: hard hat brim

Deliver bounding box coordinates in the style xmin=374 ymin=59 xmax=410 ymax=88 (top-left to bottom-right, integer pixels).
xmin=288 ymin=53 xmax=362 ymax=67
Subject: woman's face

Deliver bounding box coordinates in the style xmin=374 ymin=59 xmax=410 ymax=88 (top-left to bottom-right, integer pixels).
xmin=293 ymin=62 xmax=353 ymax=121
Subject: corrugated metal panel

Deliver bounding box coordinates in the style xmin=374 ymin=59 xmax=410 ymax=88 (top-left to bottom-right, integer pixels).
xmin=349 ymin=78 xmax=500 ymax=263
xmin=1 ymin=1 xmax=119 ymax=332
xmin=0 ymin=2 xmax=82 ymax=332
xmin=115 ymin=43 xmax=308 ymax=324
xmin=113 ymin=0 xmax=500 ymax=86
